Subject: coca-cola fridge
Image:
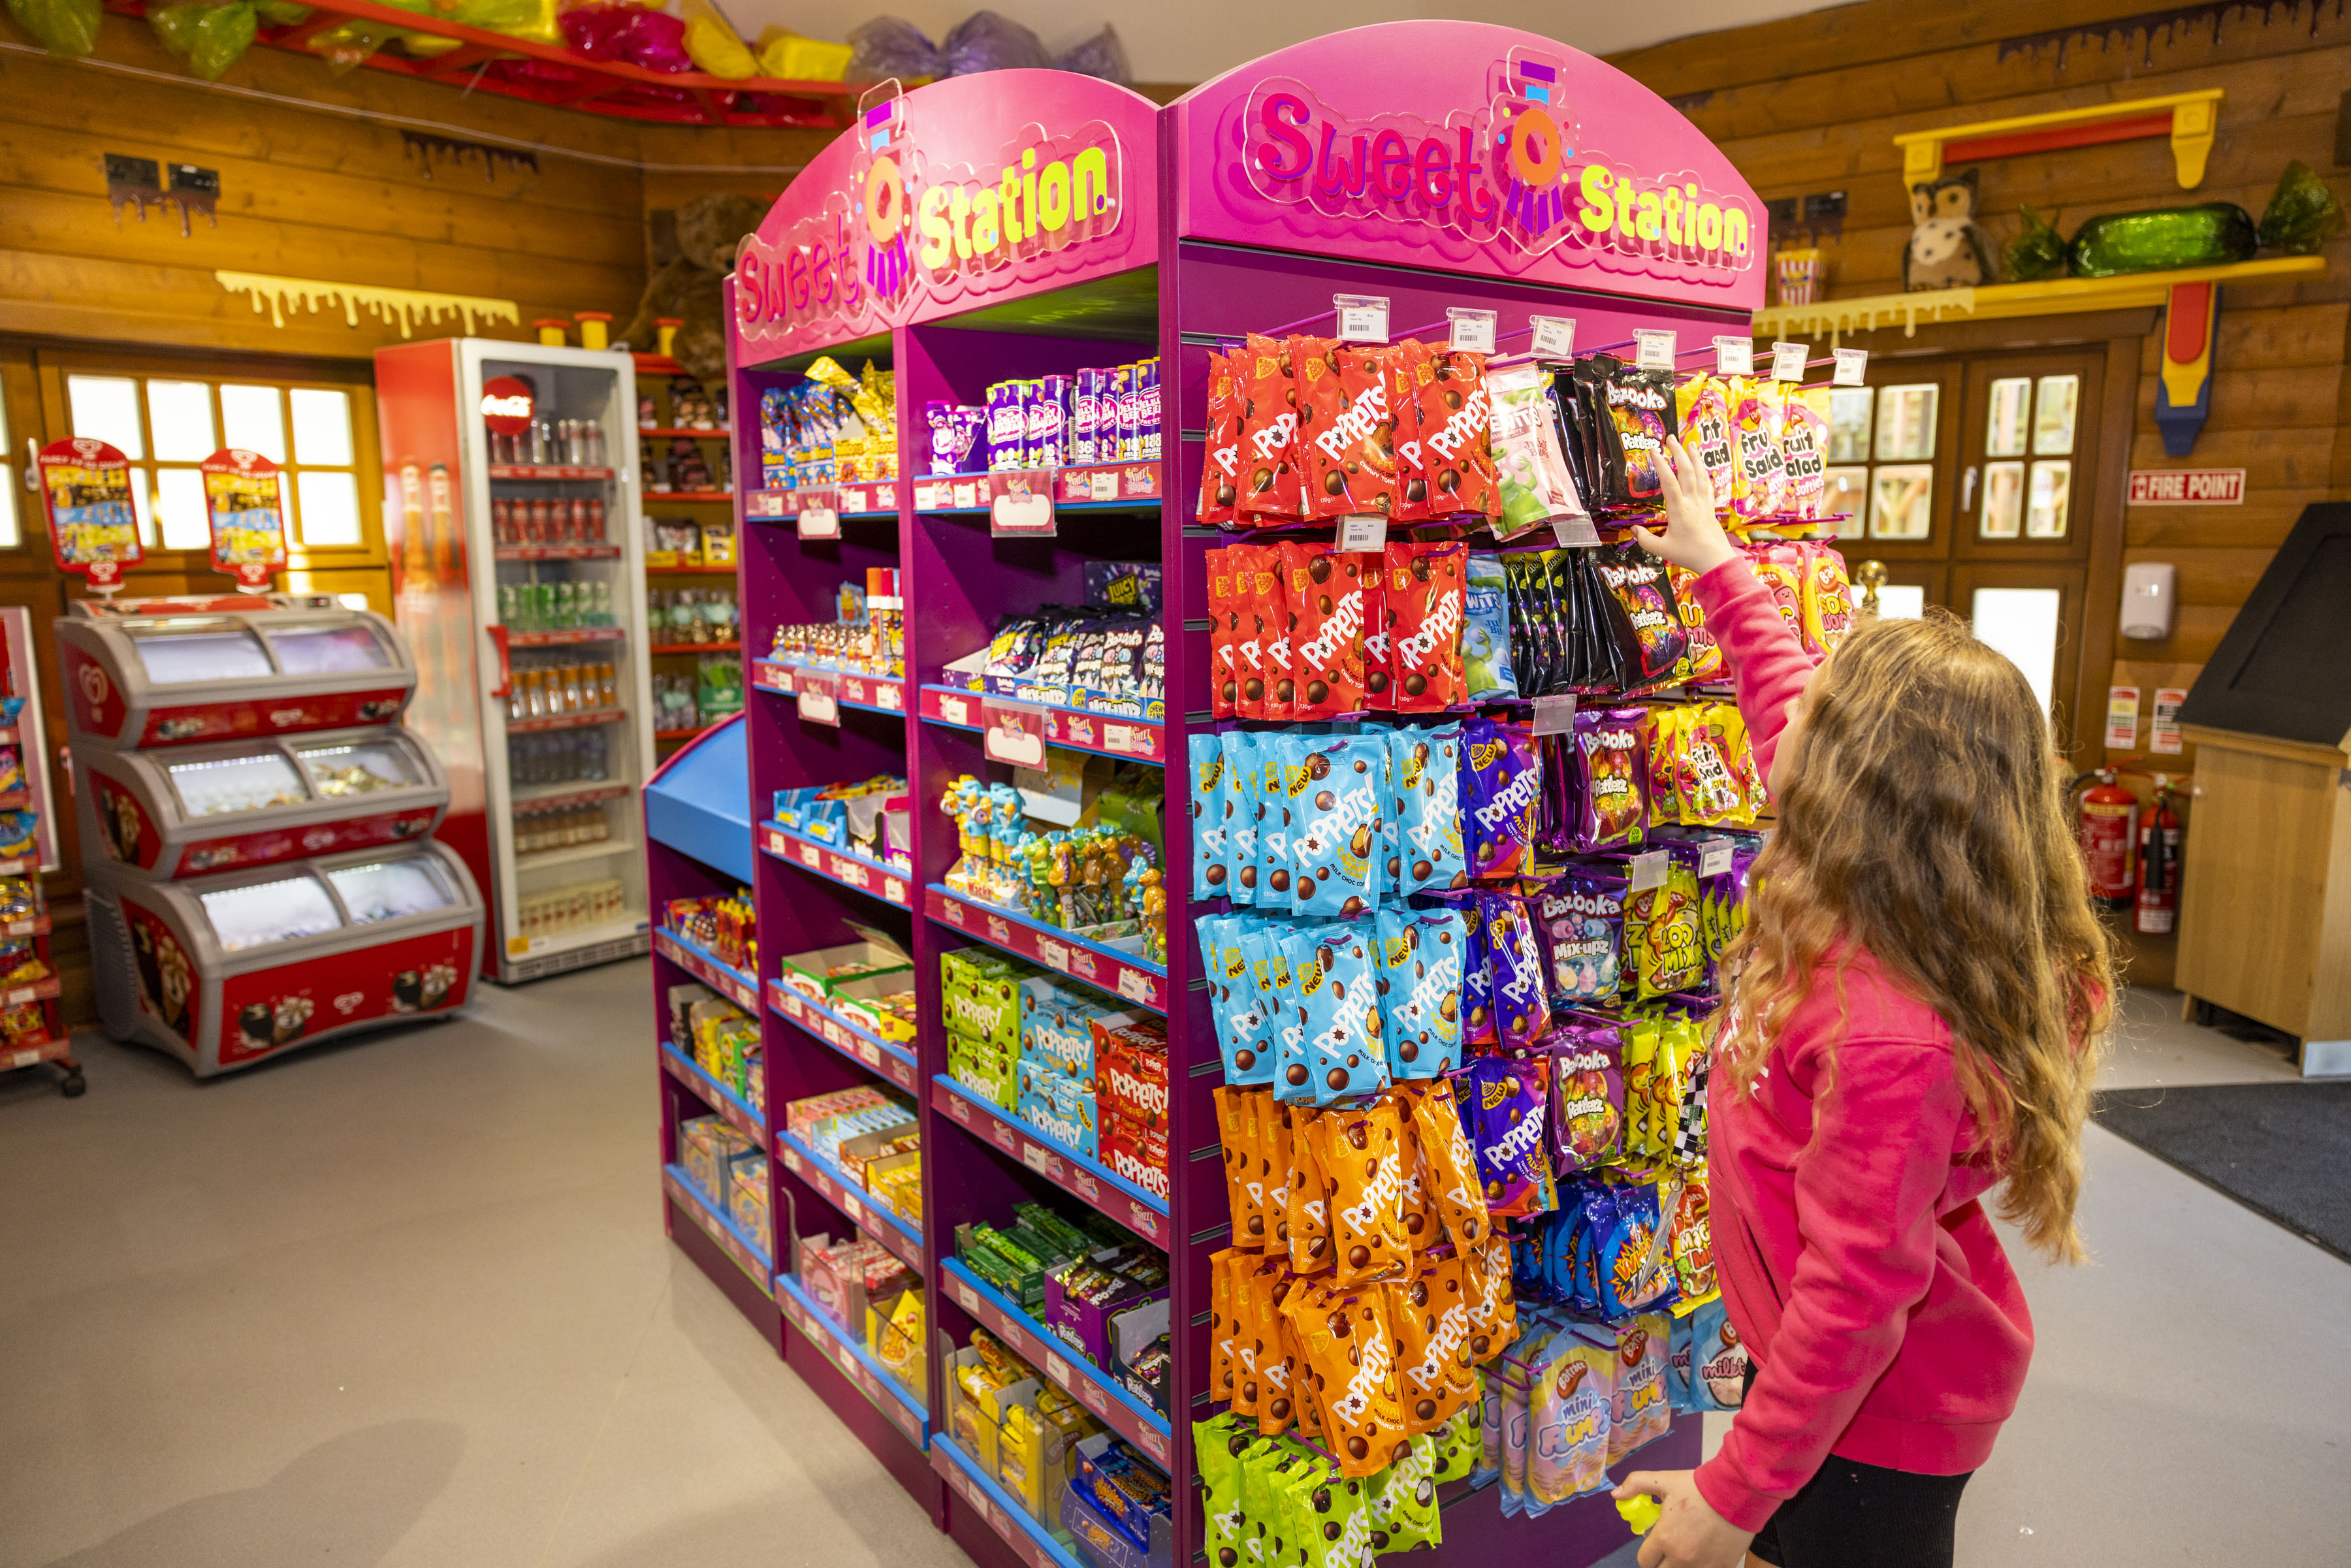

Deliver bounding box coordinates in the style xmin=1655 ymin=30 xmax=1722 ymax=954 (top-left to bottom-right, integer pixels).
xmin=59 ymin=592 xmax=487 ymax=1077
xmin=374 ymin=339 xmax=658 ymax=983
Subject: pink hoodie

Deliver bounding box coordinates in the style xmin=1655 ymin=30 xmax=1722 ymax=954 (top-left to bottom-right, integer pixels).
xmin=1686 ymin=558 xmax=2033 ymax=1533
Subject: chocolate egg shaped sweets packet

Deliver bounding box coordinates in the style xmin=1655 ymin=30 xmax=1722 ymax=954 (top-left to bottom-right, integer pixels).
xmin=1480 ymin=888 xmax=1553 ymax=1049
xmin=1237 ymin=334 xmax=1305 ymax=522
xmin=1191 ymin=733 xmax=1230 ymax=896
xmin=1386 ymin=1255 xmax=1481 ymax=1435
xmin=1416 ymin=349 xmax=1500 ymax=519
xmin=1376 ymin=903 xmax=1464 ymax=1080
xmin=1396 ymin=1078 xmax=1490 ymax=1247
xmin=1279 ymin=923 xmax=1388 ymax=1106
xmin=1315 ymin=1099 xmax=1413 ymax=1287
xmin=1464 ymin=717 xmax=1542 ymax=882
xmin=1386 ymin=722 xmax=1464 ymax=896
xmin=1284 ymin=733 xmax=1385 ymax=916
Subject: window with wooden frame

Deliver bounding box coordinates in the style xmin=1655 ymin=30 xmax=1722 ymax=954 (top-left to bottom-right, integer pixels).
xmin=31 ymin=351 xmax=385 ymax=584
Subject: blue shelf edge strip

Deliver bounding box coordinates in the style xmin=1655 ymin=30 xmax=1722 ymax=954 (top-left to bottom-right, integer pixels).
xmin=775 ymin=1127 xmax=928 ymax=1259
xmin=663 ymin=1161 xmax=774 ymax=1276
xmin=659 ymin=928 xmax=760 ymax=999
xmin=933 ymin=1074 xmax=1171 ymax=1221
xmin=931 ymin=1433 xmax=1086 ymax=1568
xmin=924 ymin=885 xmax=1170 ymax=989
xmin=773 ymin=1271 xmax=931 ymax=1432
xmin=938 ymin=1256 xmax=1174 ymax=1445
xmin=660 ymin=1041 xmax=766 ymax=1135
xmin=768 ymin=987 xmax=921 ymax=1083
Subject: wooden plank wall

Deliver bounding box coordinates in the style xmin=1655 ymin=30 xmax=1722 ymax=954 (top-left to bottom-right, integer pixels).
xmin=0 ymin=14 xmax=824 ymax=359
xmin=1608 ymin=0 xmax=2351 ymax=987
xmin=1608 ymin=0 xmax=2351 ymax=694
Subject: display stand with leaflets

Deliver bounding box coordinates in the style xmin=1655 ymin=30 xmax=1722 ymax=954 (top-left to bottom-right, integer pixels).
xmin=62 ymin=594 xmax=487 ymax=1078
xmin=660 ymin=24 xmax=1778 ymax=1568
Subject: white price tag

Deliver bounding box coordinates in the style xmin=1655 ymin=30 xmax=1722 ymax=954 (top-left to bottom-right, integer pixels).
xmin=952 ymin=481 xmax=978 ymax=508
xmin=1634 ymin=328 xmax=1676 ymax=370
xmin=1335 ymin=513 xmax=1388 ymax=552
xmin=955 ymin=1281 xmax=980 ymax=1313
xmin=1115 ymin=968 xmax=1151 ymax=1005
xmin=1550 ymin=513 xmax=1601 ymax=547
xmin=1699 ymin=837 xmax=1735 ymax=877
xmin=1770 ymin=341 xmax=1808 ymax=382
xmin=796 ymin=677 xmax=839 ymax=726
xmin=1022 ymin=1141 xmax=1053 ymax=1175
xmin=938 ymin=692 xmax=970 ymax=727
xmin=1089 ymin=471 xmax=1117 ymax=501
xmin=914 ymin=483 xmax=941 ymax=510
xmin=1447 ymin=307 xmax=1497 ymax=353
xmin=797 ymin=505 xmax=840 ymax=540
xmin=991 ymin=488 xmax=1055 ymax=537
xmin=1629 ymin=849 xmax=1671 ymax=892
xmin=1832 ymin=347 xmax=1870 ymax=387
xmin=1531 ymin=693 xmax=1578 ymax=735
xmin=1044 ymin=1351 xmax=1072 ymax=1389
xmin=1713 ymin=336 xmax=1755 ymax=376
xmin=1529 ymin=315 xmax=1576 ymax=360
xmin=1334 ymin=294 xmax=1390 ymax=344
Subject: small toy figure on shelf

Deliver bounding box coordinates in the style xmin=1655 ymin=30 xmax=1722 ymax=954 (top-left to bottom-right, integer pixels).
xmin=667 ymin=438 xmax=714 ymax=493
xmin=670 ymin=377 xmax=718 ymax=431
xmin=637 ymin=393 xmax=658 ymax=430
xmin=641 ymin=440 xmax=671 ymax=494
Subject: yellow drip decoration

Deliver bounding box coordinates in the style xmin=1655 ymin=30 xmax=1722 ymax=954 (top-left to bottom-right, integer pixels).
xmin=214 ymin=271 xmax=520 ymax=339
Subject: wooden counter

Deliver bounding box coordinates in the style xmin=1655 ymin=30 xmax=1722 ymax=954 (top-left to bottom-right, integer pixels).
xmin=2174 ymin=722 xmax=2351 ymax=1074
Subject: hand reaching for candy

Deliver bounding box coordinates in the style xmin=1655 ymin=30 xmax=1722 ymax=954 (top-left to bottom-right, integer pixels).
xmin=1632 ymin=439 xmax=1740 ymax=579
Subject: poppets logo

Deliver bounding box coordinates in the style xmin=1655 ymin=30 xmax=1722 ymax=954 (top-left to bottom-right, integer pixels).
xmin=1241 ymin=50 xmax=1755 ymax=278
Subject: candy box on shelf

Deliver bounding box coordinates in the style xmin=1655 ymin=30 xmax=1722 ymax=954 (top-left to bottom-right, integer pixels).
xmin=798 ymin=1232 xmax=916 ymax=1329
xmin=727 ymin=1149 xmax=770 ymax=1238
xmin=679 ymin=1115 xmax=750 ymax=1202
xmin=865 ymin=1285 xmax=927 ymax=1403
xmin=944 ymin=980 xmax=1022 ymax=1055
xmin=1070 ymin=1434 xmax=1174 ymax=1556
xmin=866 ymin=1149 xmax=923 ymax=1226
xmin=1019 ymin=974 xmax=1139 ymax=1081
xmin=808 ymin=1099 xmax=916 ymax=1165
xmin=837 ymin=1123 xmax=920 ymax=1187
xmin=1060 ymin=1473 xmax=1174 ymax=1568
xmin=1044 ymin=1251 xmax=1166 ymax=1371
xmin=782 ymin=1085 xmax=897 ymax=1144
xmin=1017 ymin=1059 xmax=1100 ymax=1160
xmin=1094 ymin=1021 xmax=1168 ymax=1133
xmin=829 ymin=974 xmax=918 ymax=1043
xmin=776 ymin=929 xmax=914 ymax=1002
xmin=1108 ymin=1300 xmax=1172 ymax=1418
xmin=949 ymin=1032 xmax=1017 ymax=1108
xmin=665 ymin=981 xmax=716 ymax=1051
xmin=1100 ymin=1113 xmax=1169 ymax=1203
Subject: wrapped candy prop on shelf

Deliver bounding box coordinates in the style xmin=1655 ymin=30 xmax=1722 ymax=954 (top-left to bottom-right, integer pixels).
xmin=760 ymin=357 xmax=899 ymax=489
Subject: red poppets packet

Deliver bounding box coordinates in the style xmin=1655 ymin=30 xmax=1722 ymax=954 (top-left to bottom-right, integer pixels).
xmin=1387 ymin=340 xmax=1435 ymax=524
xmin=1207 ymin=548 xmax=1243 ymax=718
xmin=1385 ymin=539 xmax=1467 ymax=712
xmin=1358 ymin=550 xmax=1393 ymax=711
xmin=1281 ymin=542 xmax=1369 ymax=719
xmin=1228 ymin=542 xmax=1291 ymax=721
xmin=1198 ymin=351 xmax=1243 ymax=529
xmin=1237 ymin=334 xmax=1304 ymax=524
xmin=1300 ymin=344 xmax=1400 ymax=520
xmin=1415 ymin=350 xmax=1499 ymax=519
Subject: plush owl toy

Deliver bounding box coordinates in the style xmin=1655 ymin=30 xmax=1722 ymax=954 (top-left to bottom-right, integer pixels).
xmin=1902 ymin=168 xmax=1998 ymax=291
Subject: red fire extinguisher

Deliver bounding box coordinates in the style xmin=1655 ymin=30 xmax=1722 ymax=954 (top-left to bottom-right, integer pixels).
xmin=2077 ymin=768 xmax=2137 ymax=912
xmin=2136 ymin=776 xmax=2183 ymax=935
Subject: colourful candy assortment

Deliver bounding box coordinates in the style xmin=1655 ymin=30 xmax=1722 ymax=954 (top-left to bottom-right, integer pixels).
xmin=939 ymin=773 xmax=1166 ymax=965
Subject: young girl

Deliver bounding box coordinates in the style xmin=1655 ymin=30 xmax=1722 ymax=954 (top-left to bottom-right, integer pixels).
xmin=1611 ymin=440 xmax=2112 ymax=1568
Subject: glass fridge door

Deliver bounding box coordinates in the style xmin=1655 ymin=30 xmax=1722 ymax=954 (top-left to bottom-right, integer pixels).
xmin=327 ymin=856 xmax=457 ymax=925
xmin=199 ymin=874 xmax=345 ymax=952
xmin=264 ymin=623 xmax=392 ymax=675
xmin=128 ymin=625 xmax=275 ymax=684
xmin=165 ymin=751 xmax=311 ymax=818
xmin=293 ymin=738 xmax=423 ymax=800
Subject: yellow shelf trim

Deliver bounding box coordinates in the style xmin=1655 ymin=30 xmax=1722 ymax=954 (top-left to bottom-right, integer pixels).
xmin=1751 ymin=255 xmax=2327 ymax=343
xmin=1893 ymin=88 xmax=2224 ymax=192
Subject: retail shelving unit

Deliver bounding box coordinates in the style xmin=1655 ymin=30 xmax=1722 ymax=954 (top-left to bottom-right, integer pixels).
xmin=662 ymin=24 xmax=1772 ymax=1568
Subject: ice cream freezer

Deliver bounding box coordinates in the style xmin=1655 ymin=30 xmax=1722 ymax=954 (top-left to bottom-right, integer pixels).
xmin=86 ymin=842 xmax=487 ymax=1078
xmin=78 ymin=728 xmax=449 ymax=880
xmin=57 ymin=594 xmax=418 ymax=752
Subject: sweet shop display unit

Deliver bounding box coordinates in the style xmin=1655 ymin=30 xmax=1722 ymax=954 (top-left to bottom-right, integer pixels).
xmin=648 ymin=24 xmax=1864 ymax=1568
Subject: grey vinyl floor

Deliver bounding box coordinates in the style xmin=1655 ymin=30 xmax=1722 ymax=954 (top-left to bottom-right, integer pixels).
xmin=0 ymin=968 xmax=2342 ymax=1566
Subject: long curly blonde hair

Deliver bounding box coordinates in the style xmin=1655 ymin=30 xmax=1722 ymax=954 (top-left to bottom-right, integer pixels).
xmin=1719 ymin=609 xmax=2115 ymax=1262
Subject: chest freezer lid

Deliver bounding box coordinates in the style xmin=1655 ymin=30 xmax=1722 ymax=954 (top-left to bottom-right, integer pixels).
xmin=198 ymin=872 xmax=346 ymax=953
xmin=163 ymin=748 xmax=309 ymax=818
xmin=326 ymin=854 xmax=458 ymax=925
xmin=291 ymin=735 xmax=430 ymax=799
xmin=62 ymin=598 xmax=415 ymax=716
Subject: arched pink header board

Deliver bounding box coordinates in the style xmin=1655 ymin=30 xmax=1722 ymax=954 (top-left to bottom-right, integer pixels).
xmin=1172 ymin=22 xmax=1766 ymax=314
xmin=733 ymin=69 xmax=1161 ymax=365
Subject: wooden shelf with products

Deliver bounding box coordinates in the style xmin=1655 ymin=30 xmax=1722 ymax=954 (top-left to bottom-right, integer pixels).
xmin=1751 ymin=255 xmax=2327 ymax=343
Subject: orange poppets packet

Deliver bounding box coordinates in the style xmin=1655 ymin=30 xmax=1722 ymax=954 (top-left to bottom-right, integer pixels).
xmin=1313 ymin=1100 xmax=1413 ymax=1289
xmin=1386 ymin=1251 xmax=1482 ymax=1435
xmin=1216 ymin=1086 xmax=1271 ymax=1249
xmin=1397 ymin=1078 xmax=1492 ymax=1248
xmin=1282 ymin=1277 xmax=1409 ymax=1477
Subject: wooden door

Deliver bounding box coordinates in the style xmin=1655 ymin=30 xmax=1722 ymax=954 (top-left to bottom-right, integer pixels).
xmin=1835 ymin=346 xmax=2105 ymax=755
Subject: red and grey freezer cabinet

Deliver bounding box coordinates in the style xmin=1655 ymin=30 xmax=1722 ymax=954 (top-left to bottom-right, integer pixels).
xmin=86 ymin=843 xmax=486 ymax=1077
xmin=76 ymin=728 xmax=449 ymax=881
xmin=56 ymin=594 xmax=418 ymax=752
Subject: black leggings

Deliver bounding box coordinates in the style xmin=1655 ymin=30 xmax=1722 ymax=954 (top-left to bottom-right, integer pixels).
xmin=1740 ymin=1364 xmax=1972 ymax=1568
